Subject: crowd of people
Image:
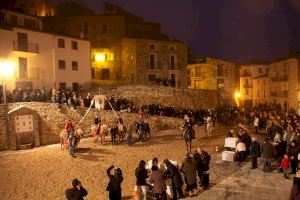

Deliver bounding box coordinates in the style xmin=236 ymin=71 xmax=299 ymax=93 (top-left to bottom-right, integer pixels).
xmin=66 ymin=147 xmax=211 ymax=200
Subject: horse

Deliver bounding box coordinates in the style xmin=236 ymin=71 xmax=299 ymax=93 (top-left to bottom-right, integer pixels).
xmin=183 ymin=128 xmax=194 ymax=153
xmin=206 ymin=117 xmax=214 ymax=137
xmin=60 ymin=128 xmax=83 ymax=150
xmin=97 ymin=124 xmax=109 ymax=144
xmin=136 ymin=122 xmax=151 ymax=141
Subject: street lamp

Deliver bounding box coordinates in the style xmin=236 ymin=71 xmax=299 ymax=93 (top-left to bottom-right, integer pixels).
xmin=234 ymin=91 xmax=241 ymax=107
xmin=0 ymin=60 xmax=15 ymax=104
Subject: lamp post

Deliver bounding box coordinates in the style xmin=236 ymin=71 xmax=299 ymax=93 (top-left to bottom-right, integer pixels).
xmin=0 ymin=60 xmax=15 ymax=104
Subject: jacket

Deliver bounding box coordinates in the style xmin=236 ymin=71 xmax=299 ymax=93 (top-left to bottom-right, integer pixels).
xmin=135 ymin=166 xmax=148 ymax=186
xmin=290 ymin=177 xmax=300 ymax=200
xmin=106 ymin=166 xmax=123 ymax=193
xmin=249 ymin=141 xmax=261 ymax=158
xmin=261 ymin=141 xmax=275 ymax=158
xmin=165 ymin=163 xmax=183 ymax=188
xmin=65 ymin=186 xmax=88 ymax=200
xmin=193 ymin=151 xmax=211 ymax=172
xmin=280 ymin=158 xmax=290 ymax=169
xmin=149 ymin=170 xmax=167 ymax=194
xmin=181 ymin=158 xmax=197 ymax=185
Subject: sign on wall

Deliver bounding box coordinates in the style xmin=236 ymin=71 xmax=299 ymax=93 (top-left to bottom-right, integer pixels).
xmin=94 ymin=95 xmax=106 ymax=110
xmin=15 ymin=115 xmax=33 ymax=133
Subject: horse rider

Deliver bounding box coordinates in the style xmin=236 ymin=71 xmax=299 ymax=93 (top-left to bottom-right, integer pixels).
xmin=183 ymin=114 xmax=195 ymax=138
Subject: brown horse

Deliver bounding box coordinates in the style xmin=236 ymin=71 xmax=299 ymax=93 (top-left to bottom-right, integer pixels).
xmin=59 ymin=128 xmax=83 ymax=150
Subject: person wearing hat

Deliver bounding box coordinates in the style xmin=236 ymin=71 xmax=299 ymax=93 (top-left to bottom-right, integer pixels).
xmin=106 ymin=165 xmax=123 ymax=200
xmin=65 ymin=178 xmax=88 ymax=200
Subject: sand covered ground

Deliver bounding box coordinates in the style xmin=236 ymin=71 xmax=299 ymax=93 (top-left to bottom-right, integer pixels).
xmin=0 ymin=126 xmax=227 ymax=200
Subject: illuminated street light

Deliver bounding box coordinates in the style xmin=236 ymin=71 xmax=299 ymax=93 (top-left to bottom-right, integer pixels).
xmin=235 ymin=92 xmax=241 ymax=99
xmin=0 ymin=60 xmax=15 ymax=104
xmin=95 ymin=53 xmax=105 ymax=62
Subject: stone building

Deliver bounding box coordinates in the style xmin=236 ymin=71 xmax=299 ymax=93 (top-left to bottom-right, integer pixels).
xmin=0 ymin=10 xmax=91 ymax=91
xmin=188 ymin=57 xmax=239 ymax=105
xmin=43 ymin=2 xmax=187 ymax=87
xmin=239 ymin=63 xmax=268 ymax=107
xmin=252 ymin=74 xmax=270 ymax=105
xmin=267 ymin=57 xmax=300 ymax=112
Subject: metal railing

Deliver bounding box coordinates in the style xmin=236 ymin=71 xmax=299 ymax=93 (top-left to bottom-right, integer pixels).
xmin=13 ymin=41 xmax=39 ymax=53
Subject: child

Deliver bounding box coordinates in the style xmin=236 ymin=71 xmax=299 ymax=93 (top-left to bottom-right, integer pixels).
xmin=280 ymin=154 xmax=290 ymax=178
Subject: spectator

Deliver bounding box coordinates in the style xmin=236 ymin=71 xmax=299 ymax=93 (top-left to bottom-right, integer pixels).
xmin=65 ymin=178 xmax=88 ymax=200
xmin=181 ymin=154 xmax=198 ymax=197
xmin=149 ymin=165 xmax=167 ymax=200
xmin=135 ymin=160 xmax=149 ymax=200
xmin=288 ymin=141 xmax=299 ymax=174
xmin=289 ymin=171 xmax=300 ymax=200
xmin=193 ymin=147 xmax=211 ymax=189
xmin=261 ymin=138 xmax=276 ymax=173
xmin=249 ymin=137 xmax=261 ymax=169
xmin=280 ymin=154 xmax=290 ymax=179
xmin=106 ymin=165 xmax=123 ymax=200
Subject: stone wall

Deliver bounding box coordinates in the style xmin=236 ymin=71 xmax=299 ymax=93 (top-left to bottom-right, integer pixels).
xmin=0 ymin=102 xmax=184 ymax=151
xmin=0 ymin=104 xmax=8 ymax=151
xmin=99 ymin=85 xmax=217 ymax=109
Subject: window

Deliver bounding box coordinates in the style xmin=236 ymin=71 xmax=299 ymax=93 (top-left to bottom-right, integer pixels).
xmin=72 ymin=82 xmax=79 ymax=91
xmin=217 ymin=65 xmax=224 ymax=76
xmin=149 ymin=54 xmax=156 ymax=69
xmin=169 ymin=45 xmax=177 ymax=51
xmin=58 ymin=38 xmax=65 ymax=48
xmin=59 ymin=82 xmax=66 ymax=90
xmin=71 ymin=41 xmax=78 ymax=50
xmin=259 ymin=68 xmax=262 ymax=73
xmin=91 ymin=68 xmax=95 ymax=78
xmin=217 ymin=79 xmax=224 ymax=90
xmin=102 ymin=69 xmax=110 ymax=80
xmin=58 ymin=60 xmax=66 ymax=70
xmin=195 ymin=68 xmax=201 ymax=77
xmin=149 ymin=44 xmax=156 ymax=50
xmin=101 ymin=23 xmax=108 ymax=33
xmin=257 ymin=90 xmax=260 ymax=98
xmin=245 ymin=89 xmax=249 ymax=95
xmin=19 ymin=57 xmax=28 ymax=78
xmin=72 ymin=61 xmax=78 ymax=70
xmin=83 ymin=22 xmax=88 ymax=33
xmin=170 ymin=55 xmax=177 ymax=70
xmin=148 ymin=74 xmax=156 ymax=82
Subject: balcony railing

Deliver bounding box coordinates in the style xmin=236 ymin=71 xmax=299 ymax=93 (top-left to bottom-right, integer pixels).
xmin=241 ymin=72 xmax=252 ymax=77
xmin=270 ymin=75 xmax=288 ymax=82
xmin=168 ymin=62 xmax=180 ymax=70
xmin=13 ymin=41 xmax=39 ymax=53
xmin=243 ymin=84 xmax=253 ymax=88
xmin=270 ymin=90 xmax=288 ymax=98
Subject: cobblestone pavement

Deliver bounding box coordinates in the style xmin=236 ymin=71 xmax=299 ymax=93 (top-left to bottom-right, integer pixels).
xmin=186 ymin=127 xmax=293 ymax=200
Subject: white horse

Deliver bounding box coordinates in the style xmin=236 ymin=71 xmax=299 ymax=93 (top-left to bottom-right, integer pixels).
xmin=206 ymin=117 xmax=214 ymax=137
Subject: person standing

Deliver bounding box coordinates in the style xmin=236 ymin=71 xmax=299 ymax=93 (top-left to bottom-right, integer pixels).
xmin=65 ymin=178 xmax=88 ymax=200
xmin=149 ymin=165 xmax=167 ymax=200
xmin=290 ymin=171 xmax=300 ymax=200
xmin=261 ymin=138 xmax=275 ymax=173
xmin=163 ymin=159 xmax=184 ymax=199
xmin=181 ymin=154 xmax=198 ymax=197
xmin=135 ymin=160 xmax=149 ymax=200
xmin=106 ymin=165 xmax=123 ymax=200
xmin=280 ymin=154 xmax=290 ymax=179
xmin=288 ymin=141 xmax=299 ymax=174
xmin=193 ymin=148 xmax=211 ymax=189
xmin=254 ymin=115 xmax=259 ymax=133
xmin=249 ymin=137 xmax=261 ymax=169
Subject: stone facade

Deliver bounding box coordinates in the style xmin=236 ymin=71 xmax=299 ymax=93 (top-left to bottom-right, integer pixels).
xmin=8 ymin=106 xmax=40 ymax=150
xmin=0 ymin=104 xmax=9 ymax=151
xmin=122 ymin=38 xmax=187 ymax=88
xmin=188 ymin=57 xmax=239 ymax=105
xmin=0 ymin=102 xmax=188 ymax=151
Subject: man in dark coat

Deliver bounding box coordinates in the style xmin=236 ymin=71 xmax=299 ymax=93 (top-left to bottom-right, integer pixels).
xmin=135 ymin=160 xmax=149 ymax=200
xmin=261 ymin=138 xmax=276 ymax=172
xmin=163 ymin=159 xmax=184 ymax=200
xmin=65 ymin=178 xmax=88 ymax=200
xmin=290 ymin=173 xmax=300 ymax=200
xmin=181 ymin=155 xmax=197 ymax=197
xmin=239 ymin=129 xmax=251 ymax=155
xmin=106 ymin=165 xmax=123 ymax=200
xmin=249 ymin=137 xmax=261 ymax=169
xmin=288 ymin=141 xmax=299 ymax=174
xmin=193 ymin=148 xmax=211 ymax=189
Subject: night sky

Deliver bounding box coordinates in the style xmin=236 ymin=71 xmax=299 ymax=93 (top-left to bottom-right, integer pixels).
xmin=50 ymin=0 xmax=300 ymax=63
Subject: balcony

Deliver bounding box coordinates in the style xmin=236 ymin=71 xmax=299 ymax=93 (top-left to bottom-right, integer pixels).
xmin=270 ymin=75 xmax=288 ymax=82
xmin=241 ymin=72 xmax=252 ymax=77
xmin=13 ymin=41 xmax=39 ymax=53
xmin=270 ymin=90 xmax=288 ymax=98
xmin=243 ymin=84 xmax=253 ymax=88
xmin=168 ymin=62 xmax=180 ymax=70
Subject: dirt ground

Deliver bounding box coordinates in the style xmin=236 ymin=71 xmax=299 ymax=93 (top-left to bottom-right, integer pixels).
xmin=0 ymin=126 xmax=228 ymax=200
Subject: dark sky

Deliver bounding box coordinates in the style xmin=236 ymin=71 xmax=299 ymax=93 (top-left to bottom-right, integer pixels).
xmin=50 ymin=0 xmax=300 ymax=63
